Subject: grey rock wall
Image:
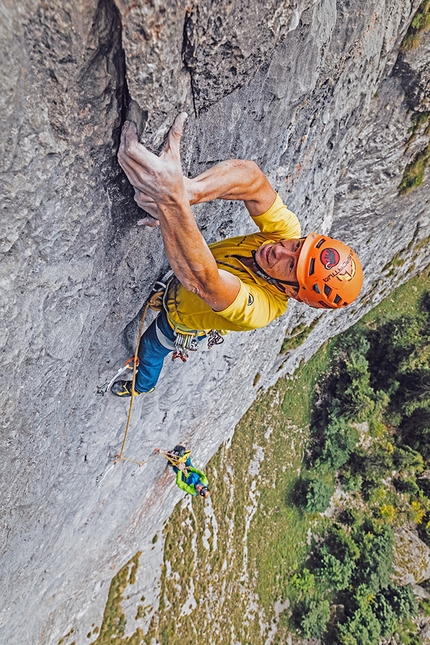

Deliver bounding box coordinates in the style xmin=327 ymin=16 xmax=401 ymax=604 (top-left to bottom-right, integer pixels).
xmin=0 ymin=0 xmax=429 ymax=643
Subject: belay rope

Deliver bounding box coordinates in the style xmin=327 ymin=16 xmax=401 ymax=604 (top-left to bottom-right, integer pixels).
xmin=114 ymin=299 xmax=151 ymax=465
xmin=112 ymin=281 xmax=168 ymax=465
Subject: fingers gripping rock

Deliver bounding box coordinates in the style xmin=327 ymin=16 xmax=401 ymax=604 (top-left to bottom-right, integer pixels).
xmin=163 ymin=112 xmax=188 ymax=157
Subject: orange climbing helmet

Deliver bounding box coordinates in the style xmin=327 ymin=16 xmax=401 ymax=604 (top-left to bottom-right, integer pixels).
xmin=295 ymin=233 xmax=363 ymax=309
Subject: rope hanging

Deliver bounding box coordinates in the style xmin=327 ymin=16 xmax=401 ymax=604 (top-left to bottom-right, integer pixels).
xmin=111 ymin=283 xmax=191 ymax=468
xmin=114 ymin=300 xmax=151 ymax=465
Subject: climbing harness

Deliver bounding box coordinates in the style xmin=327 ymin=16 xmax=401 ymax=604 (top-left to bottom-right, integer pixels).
xmin=95 ymin=447 xmax=192 ymax=485
xmin=171 ymin=327 xmax=224 ymax=361
xmin=163 ymin=276 xmax=224 ymax=357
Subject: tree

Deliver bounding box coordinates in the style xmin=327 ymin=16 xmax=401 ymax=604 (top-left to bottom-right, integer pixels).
xmin=297 ymin=598 xmax=331 ymax=639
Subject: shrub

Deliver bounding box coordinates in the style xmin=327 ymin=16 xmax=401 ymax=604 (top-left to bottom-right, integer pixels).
xmin=372 ymin=592 xmax=397 ymax=637
xmin=337 ymin=508 xmax=363 ymax=527
xmin=335 ymin=605 xmax=381 ymax=645
xmin=352 ymin=520 xmax=393 ymax=592
xmin=322 ymin=413 xmax=360 ymax=469
xmin=382 ymin=584 xmax=417 ymax=620
xmin=379 ymin=504 xmax=396 ymax=524
xmin=400 ymin=407 xmax=430 ymax=460
xmin=393 ymin=446 xmax=425 ymax=475
xmin=366 ymin=316 xmax=424 ymax=391
xmin=397 ymin=370 xmax=430 ymax=416
xmin=290 ymin=567 xmax=316 ymax=596
xmin=314 ymin=526 xmax=360 ymax=590
xmin=394 ymin=477 xmax=421 ymax=496
xmin=339 ymin=471 xmax=363 ymax=492
xmin=294 ymin=470 xmax=335 ymax=513
xmin=409 ymin=500 xmax=426 ymax=525
xmin=319 ymin=552 xmax=356 ymax=590
xmin=294 ymin=598 xmax=331 ymax=639
xmin=418 ymin=513 xmax=430 ymax=546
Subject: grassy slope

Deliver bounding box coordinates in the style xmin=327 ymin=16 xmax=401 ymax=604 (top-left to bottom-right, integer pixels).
xmin=67 ymin=269 xmax=430 ymax=645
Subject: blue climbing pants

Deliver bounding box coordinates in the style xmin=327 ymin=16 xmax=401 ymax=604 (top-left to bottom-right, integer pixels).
xmin=135 ymin=309 xmax=205 ymax=393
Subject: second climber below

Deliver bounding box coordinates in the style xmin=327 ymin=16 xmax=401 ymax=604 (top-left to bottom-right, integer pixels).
xmin=168 ymin=448 xmax=210 ymax=499
xmin=112 ymin=113 xmax=363 ymax=397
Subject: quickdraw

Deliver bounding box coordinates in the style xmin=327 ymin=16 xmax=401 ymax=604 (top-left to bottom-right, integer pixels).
xmin=207 ymin=329 xmax=224 ymax=349
xmin=172 ymin=330 xmax=199 ymax=362
xmin=97 ymin=356 xmax=140 ymax=396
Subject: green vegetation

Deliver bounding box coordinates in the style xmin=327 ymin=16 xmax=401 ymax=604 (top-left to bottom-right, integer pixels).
xmin=397 ymin=88 xmax=430 ymax=196
xmin=143 ymin=339 xmax=334 ymax=643
xmin=92 ymin=552 xmax=143 ymax=645
xmin=289 ymin=269 xmax=430 ymax=643
xmin=281 ymin=315 xmax=321 ymax=353
xmin=400 ymin=0 xmax=430 ymax=51
xmin=398 ymin=141 xmax=430 ymax=195
xmin=87 ymin=268 xmax=430 ymax=644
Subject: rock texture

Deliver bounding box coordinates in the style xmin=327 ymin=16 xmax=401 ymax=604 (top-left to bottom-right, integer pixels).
xmin=1 ymin=0 xmax=429 ymax=643
xmin=392 ymin=528 xmax=430 ymax=585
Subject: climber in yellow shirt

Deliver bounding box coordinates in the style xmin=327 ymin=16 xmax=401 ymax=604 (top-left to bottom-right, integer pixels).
xmin=112 ymin=113 xmax=363 ymax=397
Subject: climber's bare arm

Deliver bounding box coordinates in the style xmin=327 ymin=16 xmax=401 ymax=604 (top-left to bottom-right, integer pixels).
xmin=118 ymin=115 xmax=240 ymax=311
xmin=185 ymin=159 xmax=277 ymax=216
xmin=133 ymin=159 xmax=277 ymax=223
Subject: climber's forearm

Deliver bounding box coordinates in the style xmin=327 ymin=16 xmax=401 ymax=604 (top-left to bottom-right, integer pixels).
xmin=156 ymin=199 xmax=240 ymax=311
xmin=184 ymin=159 xmax=277 ymax=217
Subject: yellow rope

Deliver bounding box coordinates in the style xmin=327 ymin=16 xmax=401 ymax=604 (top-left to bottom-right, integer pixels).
xmin=111 ymin=291 xmax=192 ymax=469
xmin=115 ymin=301 xmax=151 ymax=464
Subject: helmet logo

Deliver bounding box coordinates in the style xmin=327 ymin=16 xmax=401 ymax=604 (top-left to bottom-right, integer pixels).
xmin=320 ymin=248 xmax=340 ymax=270
xmin=336 ymin=258 xmax=357 ymax=282
xmin=323 ymin=253 xmax=356 ymax=283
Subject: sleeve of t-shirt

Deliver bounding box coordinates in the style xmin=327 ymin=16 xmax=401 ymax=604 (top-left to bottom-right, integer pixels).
xmin=252 ymin=193 xmax=301 ymax=240
xmin=216 ymin=280 xmax=288 ymax=330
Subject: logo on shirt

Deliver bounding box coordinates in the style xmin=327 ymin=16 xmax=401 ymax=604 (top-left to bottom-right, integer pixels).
xmin=247 ymin=293 xmax=254 ymax=306
xmin=320 ymin=248 xmax=340 ymax=270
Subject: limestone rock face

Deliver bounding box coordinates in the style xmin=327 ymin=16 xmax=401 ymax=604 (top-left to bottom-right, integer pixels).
xmin=0 ymin=1 xmax=429 ymax=643
xmin=392 ymin=528 xmax=430 ymax=585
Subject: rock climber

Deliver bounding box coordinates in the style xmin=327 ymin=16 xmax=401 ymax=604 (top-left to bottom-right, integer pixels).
xmin=112 ymin=113 xmax=363 ymax=397
xmin=173 ymin=457 xmax=210 ymax=498
xmin=158 ymin=446 xmax=210 ymax=497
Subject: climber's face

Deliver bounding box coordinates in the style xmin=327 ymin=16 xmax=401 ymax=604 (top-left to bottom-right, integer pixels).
xmin=255 ymin=238 xmax=304 ymax=286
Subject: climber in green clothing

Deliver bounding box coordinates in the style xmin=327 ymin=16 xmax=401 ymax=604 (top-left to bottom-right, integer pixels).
xmin=172 ymin=456 xmax=210 ymax=498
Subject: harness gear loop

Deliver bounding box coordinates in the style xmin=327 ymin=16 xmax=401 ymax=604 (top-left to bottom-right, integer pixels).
xmin=163 ymin=276 xmax=223 ymax=352
xmin=172 ymin=329 xmax=199 ymax=362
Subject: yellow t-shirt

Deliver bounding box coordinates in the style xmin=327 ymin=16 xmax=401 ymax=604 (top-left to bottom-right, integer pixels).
xmin=165 ymin=194 xmax=301 ymax=333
